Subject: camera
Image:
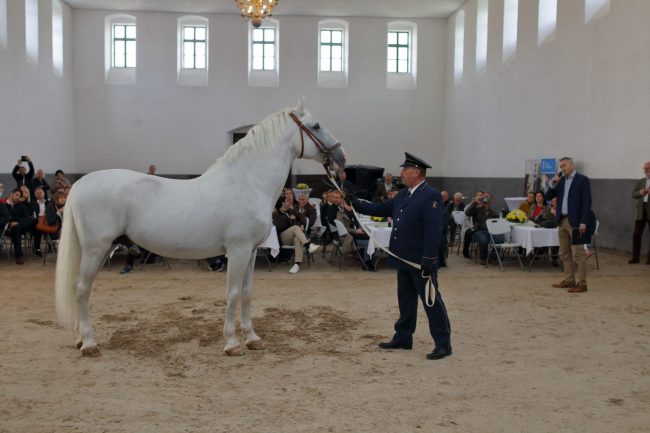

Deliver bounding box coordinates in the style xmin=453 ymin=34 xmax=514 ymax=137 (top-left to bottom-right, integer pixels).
xmin=482 ymin=197 xmax=490 ymax=203
xmin=20 ymin=155 xmax=28 ymax=161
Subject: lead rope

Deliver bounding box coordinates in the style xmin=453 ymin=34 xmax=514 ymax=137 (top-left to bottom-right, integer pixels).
xmin=323 ymin=165 xmax=438 ymax=307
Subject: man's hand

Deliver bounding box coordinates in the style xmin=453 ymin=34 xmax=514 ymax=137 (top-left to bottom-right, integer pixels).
xmin=421 ymin=263 xmax=433 ymax=278
xmin=640 ymin=188 xmax=648 ymax=196
xmin=579 ymin=224 xmax=587 ymax=235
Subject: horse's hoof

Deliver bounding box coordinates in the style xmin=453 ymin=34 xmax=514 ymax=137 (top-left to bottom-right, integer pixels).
xmin=76 ymin=341 xmax=83 ymax=349
xmin=245 ymin=340 xmax=266 ymax=351
xmin=81 ymin=346 xmax=102 ymax=357
xmin=224 ymin=346 xmax=245 ymax=356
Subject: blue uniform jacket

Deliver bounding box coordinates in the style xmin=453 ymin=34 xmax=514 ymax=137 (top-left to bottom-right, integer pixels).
xmin=546 ymin=172 xmax=592 ymax=228
xmin=353 ymin=182 xmax=444 ymax=271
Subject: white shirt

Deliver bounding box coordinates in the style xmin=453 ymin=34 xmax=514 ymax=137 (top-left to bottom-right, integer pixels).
xmin=561 ymin=171 xmax=576 ymax=216
xmin=408 ymin=179 xmax=426 ymax=196
xmin=36 ymin=199 xmax=46 ymax=216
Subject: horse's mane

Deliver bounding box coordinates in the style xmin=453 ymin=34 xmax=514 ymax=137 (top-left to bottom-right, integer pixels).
xmin=207 ymin=108 xmax=293 ymax=171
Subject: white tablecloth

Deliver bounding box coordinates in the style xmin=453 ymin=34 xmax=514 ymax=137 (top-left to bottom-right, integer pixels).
xmin=509 ymin=224 xmax=559 ymax=256
xmin=258 ymin=226 xmax=280 ymax=257
xmin=366 ymin=226 xmax=392 ymax=257
xmin=505 ymin=197 xmax=527 ymax=211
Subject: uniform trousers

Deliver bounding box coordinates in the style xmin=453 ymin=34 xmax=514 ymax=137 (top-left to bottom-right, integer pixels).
xmin=558 ymin=217 xmax=589 ymax=284
xmin=394 ymin=268 xmax=451 ymax=349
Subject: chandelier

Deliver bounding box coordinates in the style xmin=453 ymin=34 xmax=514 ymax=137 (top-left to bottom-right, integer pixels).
xmin=235 ymin=0 xmax=279 ymax=28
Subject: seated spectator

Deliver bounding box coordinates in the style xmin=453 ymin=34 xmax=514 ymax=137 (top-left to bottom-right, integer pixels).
xmin=294 ymin=193 xmax=317 ymax=231
xmin=31 ymin=186 xmax=50 ymax=256
xmin=445 ymin=192 xmax=466 ymax=247
xmin=0 ymin=183 xmax=5 ymax=204
xmin=4 ymin=188 xmax=36 ymax=264
xmin=32 ymin=169 xmax=51 ymax=199
xmin=112 ymin=236 xmax=142 ymax=274
xmin=541 ymin=197 xmax=558 ymax=226
xmin=44 ymin=191 xmax=66 ymax=240
xmin=272 ymin=196 xmax=319 ymax=274
xmin=51 ymin=169 xmax=71 ymax=195
xmin=207 ymin=255 xmax=226 ymax=272
xmin=325 ymin=190 xmax=343 ymax=227
xmin=374 ymin=173 xmax=395 ymax=202
xmin=147 ymin=164 xmax=157 ymax=175
xmin=463 ymin=191 xmax=500 ymax=265
xmin=283 ymin=188 xmax=297 ymax=207
xmin=441 ymin=190 xmax=450 ymax=207
xmin=519 ymin=192 xmax=535 ymax=215
xmin=338 ymin=201 xmax=373 ymax=270
xmin=336 ymin=170 xmax=355 ymax=195
xmin=528 ymin=191 xmax=547 ymax=224
xmin=12 ymin=156 xmax=35 ymax=195
xmin=19 ymin=185 xmax=34 ymax=216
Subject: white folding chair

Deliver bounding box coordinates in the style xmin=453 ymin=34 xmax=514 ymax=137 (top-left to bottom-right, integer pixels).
xmin=334 ymin=219 xmax=369 ymax=271
xmin=451 ymin=211 xmax=465 ymax=255
xmin=486 ymin=218 xmax=524 ymax=271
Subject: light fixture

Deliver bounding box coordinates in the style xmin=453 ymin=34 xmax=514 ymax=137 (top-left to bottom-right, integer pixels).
xmin=235 ymin=0 xmax=279 ymax=28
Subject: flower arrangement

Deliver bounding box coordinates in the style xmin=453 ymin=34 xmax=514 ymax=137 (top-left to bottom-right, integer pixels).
xmin=506 ymin=209 xmax=528 ymax=223
xmin=293 ymin=183 xmax=312 ymax=199
xmin=371 ymin=216 xmax=385 ymax=222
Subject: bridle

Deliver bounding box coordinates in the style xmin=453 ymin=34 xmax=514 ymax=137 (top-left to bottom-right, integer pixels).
xmin=289 ymin=112 xmax=342 ymax=166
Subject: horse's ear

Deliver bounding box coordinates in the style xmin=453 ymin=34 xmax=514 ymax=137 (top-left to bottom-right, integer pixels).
xmin=295 ymin=96 xmax=305 ymax=118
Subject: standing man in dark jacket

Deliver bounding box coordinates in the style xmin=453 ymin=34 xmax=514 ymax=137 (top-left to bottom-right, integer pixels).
xmin=629 ymin=161 xmax=650 ymax=264
xmin=546 ymin=157 xmax=593 ymax=293
xmin=349 ymin=152 xmax=451 ymax=360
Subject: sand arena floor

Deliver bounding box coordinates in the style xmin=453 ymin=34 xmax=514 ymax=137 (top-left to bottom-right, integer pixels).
xmin=1 ymin=249 xmax=649 ymax=433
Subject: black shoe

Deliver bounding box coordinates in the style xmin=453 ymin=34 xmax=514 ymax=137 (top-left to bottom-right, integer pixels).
xmin=462 ymin=251 xmax=471 ymax=259
xmin=120 ymin=265 xmax=133 ymax=274
xmin=33 ymin=249 xmax=42 ymax=257
xmin=426 ymin=346 xmax=452 ymax=360
xmin=208 ymin=262 xmax=225 ymax=272
xmin=378 ymin=339 xmax=412 ymax=350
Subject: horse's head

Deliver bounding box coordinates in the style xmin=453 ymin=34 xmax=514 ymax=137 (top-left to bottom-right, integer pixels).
xmin=290 ymin=100 xmax=347 ymax=171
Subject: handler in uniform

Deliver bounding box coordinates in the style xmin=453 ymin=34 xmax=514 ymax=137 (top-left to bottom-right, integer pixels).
xmin=348 ymin=152 xmax=452 ymax=360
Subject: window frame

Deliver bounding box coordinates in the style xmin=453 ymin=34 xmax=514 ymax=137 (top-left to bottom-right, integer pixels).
xmin=317 ymin=19 xmax=348 ymax=88
xmin=181 ymin=25 xmax=207 ymax=70
xmin=386 ymin=21 xmax=417 ymax=90
xmin=387 ymin=30 xmax=411 ymax=74
xmin=111 ymin=23 xmax=136 ymax=68
xmin=248 ymin=18 xmax=279 ymax=88
xmin=104 ymin=14 xmax=136 ymax=85
xmin=251 ymin=26 xmax=276 ymax=71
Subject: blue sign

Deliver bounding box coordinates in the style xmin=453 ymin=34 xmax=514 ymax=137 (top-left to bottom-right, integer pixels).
xmin=540 ymin=158 xmax=556 ymax=174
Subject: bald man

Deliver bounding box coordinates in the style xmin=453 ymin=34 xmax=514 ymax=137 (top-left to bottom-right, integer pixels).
xmin=629 ymin=161 xmax=650 ymax=264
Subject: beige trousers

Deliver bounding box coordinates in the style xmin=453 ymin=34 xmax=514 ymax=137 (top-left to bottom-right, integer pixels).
xmin=280 ymin=225 xmax=308 ymax=263
xmin=558 ymin=217 xmax=588 ymax=284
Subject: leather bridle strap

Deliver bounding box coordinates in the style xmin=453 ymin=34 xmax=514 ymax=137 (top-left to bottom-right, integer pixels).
xmin=289 ymin=112 xmax=341 ymax=160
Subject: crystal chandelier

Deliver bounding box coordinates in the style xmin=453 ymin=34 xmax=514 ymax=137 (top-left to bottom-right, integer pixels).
xmin=235 ymin=0 xmax=279 ymax=28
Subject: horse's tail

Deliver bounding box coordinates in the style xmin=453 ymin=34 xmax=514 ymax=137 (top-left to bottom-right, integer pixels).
xmin=55 ymin=194 xmax=82 ymax=330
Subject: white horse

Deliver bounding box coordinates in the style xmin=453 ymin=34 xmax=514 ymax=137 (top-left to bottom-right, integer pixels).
xmin=54 ymin=101 xmax=346 ymax=356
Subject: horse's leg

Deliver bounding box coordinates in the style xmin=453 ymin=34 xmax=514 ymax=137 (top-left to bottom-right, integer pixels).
xmin=223 ymin=247 xmax=252 ymax=356
xmin=241 ymin=250 xmax=265 ymax=351
xmin=76 ymin=247 xmax=108 ymax=356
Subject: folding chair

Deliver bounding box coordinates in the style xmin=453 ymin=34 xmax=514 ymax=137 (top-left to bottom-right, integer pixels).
xmin=0 ymin=223 xmax=11 ymax=261
xmin=42 ymin=234 xmax=59 ymax=265
xmin=327 ymin=222 xmax=342 ymax=265
xmin=486 ymin=218 xmax=524 ymax=271
xmin=451 ymin=211 xmax=465 ymax=255
xmin=591 ymin=219 xmax=600 ymax=270
xmin=334 ymin=219 xmax=369 ymax=271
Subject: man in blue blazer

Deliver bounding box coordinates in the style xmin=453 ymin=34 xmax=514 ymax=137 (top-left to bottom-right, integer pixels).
xmin=546 ymin=157 xmax=593 ymax=293
xmin=348 ymin=152 xmax=452 ymax=360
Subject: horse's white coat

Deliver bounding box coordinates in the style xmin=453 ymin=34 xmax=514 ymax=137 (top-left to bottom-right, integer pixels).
xmin=55 ymin=102 xmax=346 ymax=355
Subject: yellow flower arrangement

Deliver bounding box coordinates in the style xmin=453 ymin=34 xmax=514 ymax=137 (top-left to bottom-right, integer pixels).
xmin=506 ymin=209 xmax=528 ymax=223
xmin=371 ymin=216 xmax=385 ymax=222
xmin=296 ymin=183 xmax=310 ymax=189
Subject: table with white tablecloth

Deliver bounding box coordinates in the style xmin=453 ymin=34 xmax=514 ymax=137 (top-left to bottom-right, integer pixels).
xmin=258 ymin=226 xmax=280 ymax=257
xmin=366 ymin=226 xmax=392 ymax=257
xmin=509 ymin=223 xmax=559 ymax=256
xmin=505 ymin=197 xmax=527 ymax=211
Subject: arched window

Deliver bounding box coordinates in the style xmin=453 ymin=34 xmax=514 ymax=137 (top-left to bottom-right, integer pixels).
xmin=52 ymin=0 xmax=64 ymax=76
xmin=178 ymin=15 xmax=209 ymax=86
xmin=248 ymin=18 xmax=279 ymax=87
xmin=104 ymin=14 xmax=136 ymax=84
xmin=317 ymin=19 xmax=348 ymax=88
xmin=25 ymin=0 xmax=38 ymax=64
xmin=387 ymin=21 xmax=417 ymax=90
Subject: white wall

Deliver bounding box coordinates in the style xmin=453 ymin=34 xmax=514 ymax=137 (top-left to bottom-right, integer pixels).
xmin=72 ymin=11 xmax=448 ymax=175
xmin=443 ymin=0 xmax=650 ymax=179
xmin=0 ymin=0 xmax=74 ymax=173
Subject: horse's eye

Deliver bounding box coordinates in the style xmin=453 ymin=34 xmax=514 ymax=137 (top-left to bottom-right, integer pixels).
xmin=312 ymin=123 xmax=320 ymax=130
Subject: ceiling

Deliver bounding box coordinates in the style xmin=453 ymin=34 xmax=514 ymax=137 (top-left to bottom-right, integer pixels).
xmin=63 ymin=0 xmax=466 ymax=19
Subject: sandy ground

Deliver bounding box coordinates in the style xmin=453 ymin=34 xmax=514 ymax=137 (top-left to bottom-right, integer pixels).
xmin=1 ymin=248 xmax=649 ymax=433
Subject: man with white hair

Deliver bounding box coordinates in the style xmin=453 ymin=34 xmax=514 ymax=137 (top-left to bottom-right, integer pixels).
xmin=629 ymin=161 xmax=650 ymax=264
xmin=446 ymin=192 xmax=465 ymax=247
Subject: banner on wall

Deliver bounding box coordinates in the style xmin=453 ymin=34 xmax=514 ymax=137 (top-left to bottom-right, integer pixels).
xmin=524 ymin=158 xmax=556 ymax=194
